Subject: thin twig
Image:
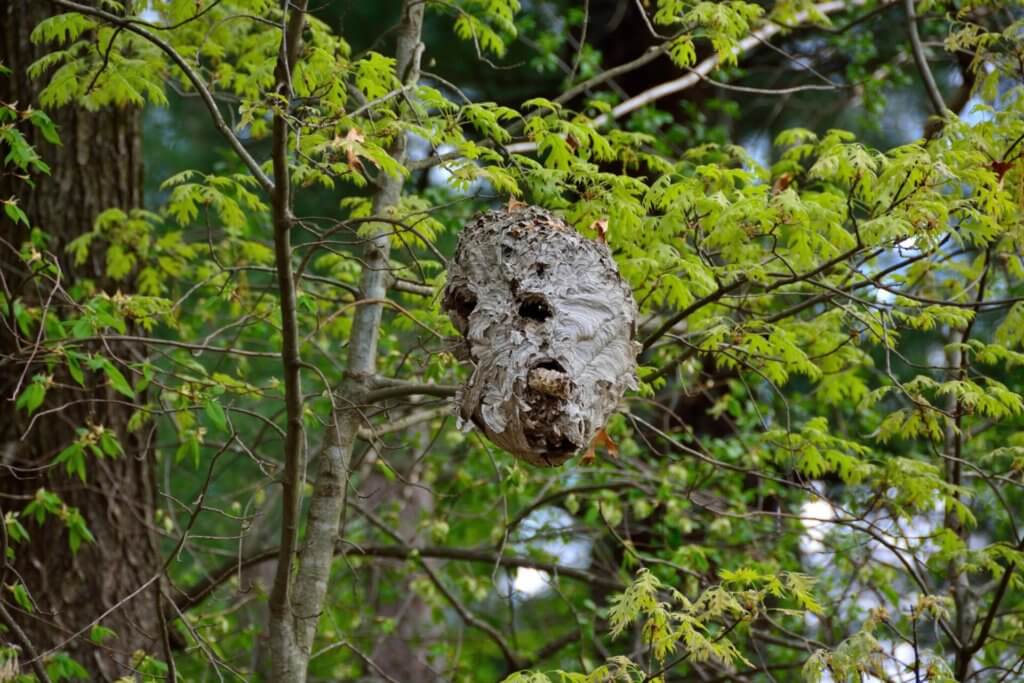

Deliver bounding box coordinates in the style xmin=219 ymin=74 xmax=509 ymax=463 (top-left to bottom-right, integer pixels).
xmin=903 ymin=0 xmax=946 ymax=118
xmin=419 ymin=559 xmax=524 ymax=670
xmin=0 ymin=600 xmax=53 ymax=683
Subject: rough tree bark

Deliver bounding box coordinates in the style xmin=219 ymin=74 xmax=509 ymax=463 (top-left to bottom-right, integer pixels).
xmin=0 ymin=1 xmax=160 ymax=679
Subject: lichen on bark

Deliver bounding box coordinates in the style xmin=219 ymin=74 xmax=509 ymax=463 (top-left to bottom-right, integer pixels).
xmin=443 ymin=206 xmax=640 ymax=467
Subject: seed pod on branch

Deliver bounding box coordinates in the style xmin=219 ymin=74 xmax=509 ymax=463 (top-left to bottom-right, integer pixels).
xmin=443 ymin=206 xmax=640 ymax=467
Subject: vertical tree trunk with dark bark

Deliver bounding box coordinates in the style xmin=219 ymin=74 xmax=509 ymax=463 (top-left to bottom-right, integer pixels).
xmin=0 ymin=1 xmax=161 ymax=679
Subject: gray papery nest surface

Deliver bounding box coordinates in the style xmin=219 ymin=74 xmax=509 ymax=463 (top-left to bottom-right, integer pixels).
xmin=443 ymin=206 xmax=640 ymax=467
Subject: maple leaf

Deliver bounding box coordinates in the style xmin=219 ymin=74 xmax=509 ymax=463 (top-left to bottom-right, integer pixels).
xmin=333 ymin=128 xmax=366 ymax=174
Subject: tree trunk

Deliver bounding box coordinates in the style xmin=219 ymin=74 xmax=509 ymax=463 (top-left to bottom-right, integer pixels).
xmin=0 ymin=2 xmax=161 ymax=679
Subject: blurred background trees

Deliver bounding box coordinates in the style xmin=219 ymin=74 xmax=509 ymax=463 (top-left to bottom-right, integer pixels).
xmin=2 ymin=1 xmax=1023 ymax=681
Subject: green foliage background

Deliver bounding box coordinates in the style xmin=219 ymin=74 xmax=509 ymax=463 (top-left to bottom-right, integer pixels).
xmin=3 ymin=0 xmax=1024 ymax=681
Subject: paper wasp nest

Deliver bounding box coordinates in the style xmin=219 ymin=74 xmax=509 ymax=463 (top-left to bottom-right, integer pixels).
xmin=443 ymin=206 xmax=639 ymax=467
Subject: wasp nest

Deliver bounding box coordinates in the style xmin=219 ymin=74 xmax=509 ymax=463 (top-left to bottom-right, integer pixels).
xmin=443 ymin=206 xmax=639 ymax=467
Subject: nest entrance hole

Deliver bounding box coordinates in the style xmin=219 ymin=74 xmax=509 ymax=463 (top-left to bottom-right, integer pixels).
xmin=446 ymin=287 xmax=477 ymax=334
xmin=533 ymin=359 xmax=564 ymax=373
xmin=523 ymin=358 xmax=578 ymax=459
xmin=518 ymin=293 xmax=552 ymax=322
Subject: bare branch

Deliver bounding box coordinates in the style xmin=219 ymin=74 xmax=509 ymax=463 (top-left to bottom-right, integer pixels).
xmin=904 ymin=0 xmax=946 ymax=118
xmin=357 ymin=407 xmax=450 ymax=440
xmin=267 ymin=0 xmax=311 ymax=678
xmin=504 ymin=0 xmax=890 ymax=154
xmin=287 ymin=0 xmax=426 ymax=675
xmin=0 ymin=600 xmax=53 ymax=683
xmin=175 ymin=543 xmax=623 ymax=613
xmin=419 ymin=558 xmax=524 ymax=670
xmin=363 ymin=381 xmax=458 ymax=403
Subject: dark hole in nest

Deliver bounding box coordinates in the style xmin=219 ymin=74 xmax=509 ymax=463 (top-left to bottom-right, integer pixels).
xmin=543 ymin=435 xmax=578 ymax=458
xmin=535 ymin=262 xmax=546 ymax=277
xmin=447 ymin=287 xmax=477 ymax=333
xmin=518 ymin=293 xmax=552 ymax=322
xmin=534 ymin=359 xmax=565 ymax=373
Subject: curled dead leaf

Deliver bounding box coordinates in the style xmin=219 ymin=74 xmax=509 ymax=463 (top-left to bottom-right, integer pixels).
xmin=506 ymin=196 xmax=528 ymax=211
xmin=771 ymin=172 xmax=793 ymax=196
xmin=581 ymin=426 xmax=618 ymax=464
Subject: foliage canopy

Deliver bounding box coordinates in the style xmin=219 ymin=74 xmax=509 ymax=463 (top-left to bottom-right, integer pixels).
xmin=3 ymin=0 xmax=1024 ymax=681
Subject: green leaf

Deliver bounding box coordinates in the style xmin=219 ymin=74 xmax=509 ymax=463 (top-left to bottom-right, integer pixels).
xmin=29 ymin=12 xmax=95 ymax=45
xmin=175 ymin=434 xmax=201 ymax=469
xmin=101 ymin=361 xmax=135 ymax=398
xmin=204 ymin=400 xmax=228 ymax=433
xmin=4 ymin=514 xmax=29 ymax=544
xmin=90 ymin=624 xmax=117 ymax=644
xmin=98 ymin=430 xmax=123 ymax=457
xmin=66 ymin=352 xmax=85 ymax=387
xmin=55 ymin=442 xmax=86 ymax=481
xmin=28 ymin=110 xmax=61 ymax=145
xmin=7 ymin=582 xmax=33 ymax=613
xmin=46 ymin=652 xmax=89 ymax=681
xmin=65 ymin=508 xmax=94 ymax=554
xmin=15 ymin=377 xmax=47 ymax=416
xmin=3 ymin=201 xmax=29 ymax=226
